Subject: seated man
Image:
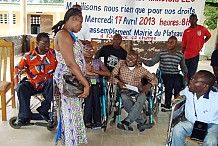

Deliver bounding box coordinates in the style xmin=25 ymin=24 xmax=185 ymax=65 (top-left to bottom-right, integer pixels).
xmin=171 ymin=70 xmax=218 ymax=146
xmin=110 ymin=50 xmax=158 ymax=132
xmin=14 ymin=32 xmax=57 ymax=125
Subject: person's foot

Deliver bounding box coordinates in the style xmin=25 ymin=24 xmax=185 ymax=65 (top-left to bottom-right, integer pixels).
xmin=161 ymin=104 xmax=172 ymax=112
xmin=36 ymin=108 xmax=50 ymax=121
xmin=16 ymin=118 xmax=31 ymax=126
xmin=121 ymin=120 xmax=133 ymax=131
xmin=137 ymin=122 xmax=152 ymax=132
xmin=92 ymin=122 xmax=102 ymax=129
xmin=85 ymin=123 xmax=92 ymax=129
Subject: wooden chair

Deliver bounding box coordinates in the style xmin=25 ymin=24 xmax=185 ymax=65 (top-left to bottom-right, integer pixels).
xmin=0 ymin=39 xmax=16 ymax=121
xmin=90 ymin=40 xmax=98 ymax=54
xmin=30 ymin=37 xmax=54 ymax=51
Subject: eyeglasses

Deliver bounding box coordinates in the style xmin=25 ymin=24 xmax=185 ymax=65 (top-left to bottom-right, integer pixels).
xmin=190 ymin=77 xmax=208 ymax=84
xmin=39 ymin=41 xmax=50 ymax=47
xmin=84 ymin=49 xmax=94 ymax=52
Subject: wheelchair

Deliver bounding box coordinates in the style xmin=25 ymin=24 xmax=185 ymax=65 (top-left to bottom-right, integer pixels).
xmin=165 ymin=96 xmax=209 ymax=146
xmin=166 ymin=96 xmax=186 ymax=146
xmin=9 ymin=79 xmax=60 ymax=131
xmin=151 ymin=68 xmax=164 ymax=115
xmin=153 ymin=68 xmax=187 ymax=113
xmin=100 ymin=77 xmax=114 ymax=131
xmin=109 ymin=78 xmax=155 ymax=130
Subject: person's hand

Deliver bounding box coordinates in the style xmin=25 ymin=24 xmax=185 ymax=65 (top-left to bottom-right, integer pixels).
xmin=86 ymin=63 xmax=92 ymax=72
xmin=14 ymin=83 xmax=18 ymax=90
xmin=117 ymin=81 xmax=126 ymax=91
xmin=139 ymin=84 xmax=151 ymax=94
xmin=78 ymin=85 xmax=90 ymax=98
xmin=184 ymin=75 xmax=188 ymax=87
xmin=86 ymin=71 xmax=98 ymax=76
xmin=86 ymin=63 xmax=96 ymax=74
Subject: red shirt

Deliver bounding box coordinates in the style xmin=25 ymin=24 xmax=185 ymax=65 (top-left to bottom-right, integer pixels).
xmin=182 ymin=25 xmax=211 ymax=59
xmin=14 ymin=48 xmax=57 ymax=90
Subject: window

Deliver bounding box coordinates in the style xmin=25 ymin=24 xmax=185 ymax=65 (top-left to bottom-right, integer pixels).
xmin=31 ymin=15 xmax=40 ymax=24
xmin=0 ymin=14 xmax=3 ymax=24
xmin=13 ymin=14 xmax=16 ymax=24
xmin=0 ymin=13 xmax=9 ymax=24
xmin=4 ymin=14 xmax=8 ymax=24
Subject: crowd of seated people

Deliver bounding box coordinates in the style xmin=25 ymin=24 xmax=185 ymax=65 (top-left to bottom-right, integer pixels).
xmin=12 ymin=31 xmax=218 ymax=145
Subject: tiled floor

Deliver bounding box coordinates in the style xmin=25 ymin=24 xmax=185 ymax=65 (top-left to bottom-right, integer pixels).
xmin=0 ymin=57 xmax=213 ymax=146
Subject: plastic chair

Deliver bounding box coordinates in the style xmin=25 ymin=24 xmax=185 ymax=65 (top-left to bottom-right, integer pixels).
xmin=0 ymin=39 xmax=16 ymax=121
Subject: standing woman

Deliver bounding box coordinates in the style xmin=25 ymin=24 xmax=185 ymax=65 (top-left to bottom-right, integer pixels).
xmin=52 ymin=8 xmax=90 ymax=146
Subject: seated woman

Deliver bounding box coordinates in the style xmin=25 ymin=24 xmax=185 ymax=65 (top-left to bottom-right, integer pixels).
xmin=83 ymin=44 xmax=110 ymax=128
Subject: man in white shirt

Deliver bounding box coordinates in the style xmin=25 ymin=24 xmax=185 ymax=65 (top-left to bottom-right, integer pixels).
xmin=171 ymin=70 xmax=218 ymax=146
xmin=73 ymin=4 xmax=91 ymax=45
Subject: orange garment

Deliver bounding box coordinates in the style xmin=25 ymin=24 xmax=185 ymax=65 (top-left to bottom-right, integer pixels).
xmin=14 ymin=47 xmax=57 ymax=90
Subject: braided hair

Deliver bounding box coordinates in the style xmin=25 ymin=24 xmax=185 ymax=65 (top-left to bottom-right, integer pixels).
xmin=52 ymin=8 xmax=82 ymax=36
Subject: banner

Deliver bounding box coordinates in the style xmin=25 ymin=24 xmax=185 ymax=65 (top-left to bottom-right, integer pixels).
xmin=64 ymin=0 xmax=206 ymax=41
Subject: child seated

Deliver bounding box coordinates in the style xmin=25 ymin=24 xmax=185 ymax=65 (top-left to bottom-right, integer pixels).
xmin=83 ymin=44 xmax=110 ymax=128
xmin=141 ymin=36 xmax=188 ymax=111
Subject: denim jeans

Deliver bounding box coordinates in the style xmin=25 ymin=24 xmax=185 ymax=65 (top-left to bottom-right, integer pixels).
xmin=172 ymin=120 xmax=218 ymax=146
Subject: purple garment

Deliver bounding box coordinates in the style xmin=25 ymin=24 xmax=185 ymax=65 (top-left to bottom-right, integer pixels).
xmin=85 ymin=59 xmax=104 ymax=83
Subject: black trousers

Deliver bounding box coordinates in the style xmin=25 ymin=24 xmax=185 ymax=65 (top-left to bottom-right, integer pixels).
xmin=16 ymin=78 xmax=53 ymax=119
xmin=162 ymin=74 xmax=183 ymax=107
xmin=185 ymin=54 xmax=199 ymax=80
xmin=84 ymin=84 xmax=102 ymax=124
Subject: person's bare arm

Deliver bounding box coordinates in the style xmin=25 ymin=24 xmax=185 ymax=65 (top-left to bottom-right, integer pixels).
xmin=204 ymin=36 xmax=211 ymax=43
xmin=56 ymin=31 xmax=90 ymax=98
xmin=182 ymin=46 xmax=186 ymax=54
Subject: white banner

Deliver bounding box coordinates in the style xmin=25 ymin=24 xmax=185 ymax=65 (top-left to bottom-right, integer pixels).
xmin=64 ymin=0 xmax=206 ymax=41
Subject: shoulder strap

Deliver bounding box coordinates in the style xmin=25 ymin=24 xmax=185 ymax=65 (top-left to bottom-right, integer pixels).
xmin=69 ymin=31 xmax=77 ymax=42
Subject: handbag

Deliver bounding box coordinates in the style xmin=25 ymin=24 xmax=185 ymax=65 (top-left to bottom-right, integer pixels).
xmin=190 ymin=120 xmax=208 ymax=142
xmin=190 ymin=96 xmax=208 ymax=142
xmin=62 ymin=74 xmax=84 ymax=97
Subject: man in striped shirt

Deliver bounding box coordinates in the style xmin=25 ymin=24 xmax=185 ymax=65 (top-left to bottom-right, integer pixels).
xmin=141 ymin=36 xmax=188 ymax=111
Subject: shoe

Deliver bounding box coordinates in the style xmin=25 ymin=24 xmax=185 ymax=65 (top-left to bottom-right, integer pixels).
xmin=161 ymin=104 xmax=172 ymax=112
xmin=85 ymin=123 xmax=92 ymax=129
xmin=16 ymin=118 xmax=30 ymax=126
xmin=137 ymin=122 xmax=152 ymax=132
xmin=36 ymin=108 xmax=50 ymax=121
xmin=92 ymin=122 xmax=102 ymax=129
xmin=121 ymin=120 xmax=133 ymax=131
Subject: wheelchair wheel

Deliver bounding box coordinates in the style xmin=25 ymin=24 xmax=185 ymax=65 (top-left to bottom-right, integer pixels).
xmin=109 ymin=119 xmax=116 ymax=126
xmin=9 ymin=117 xmax=21 ymax=129
xmin=106 ymin=90 xmax=113 ymax=115
xmin=152 ymin=86 xmax=160 ymax=116
xmin=47 ymin=120 xmax=58 ymax=131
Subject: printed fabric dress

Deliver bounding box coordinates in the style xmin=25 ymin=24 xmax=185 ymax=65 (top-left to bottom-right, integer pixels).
xmin=54 ymin=32 xmax=87 ymax=146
